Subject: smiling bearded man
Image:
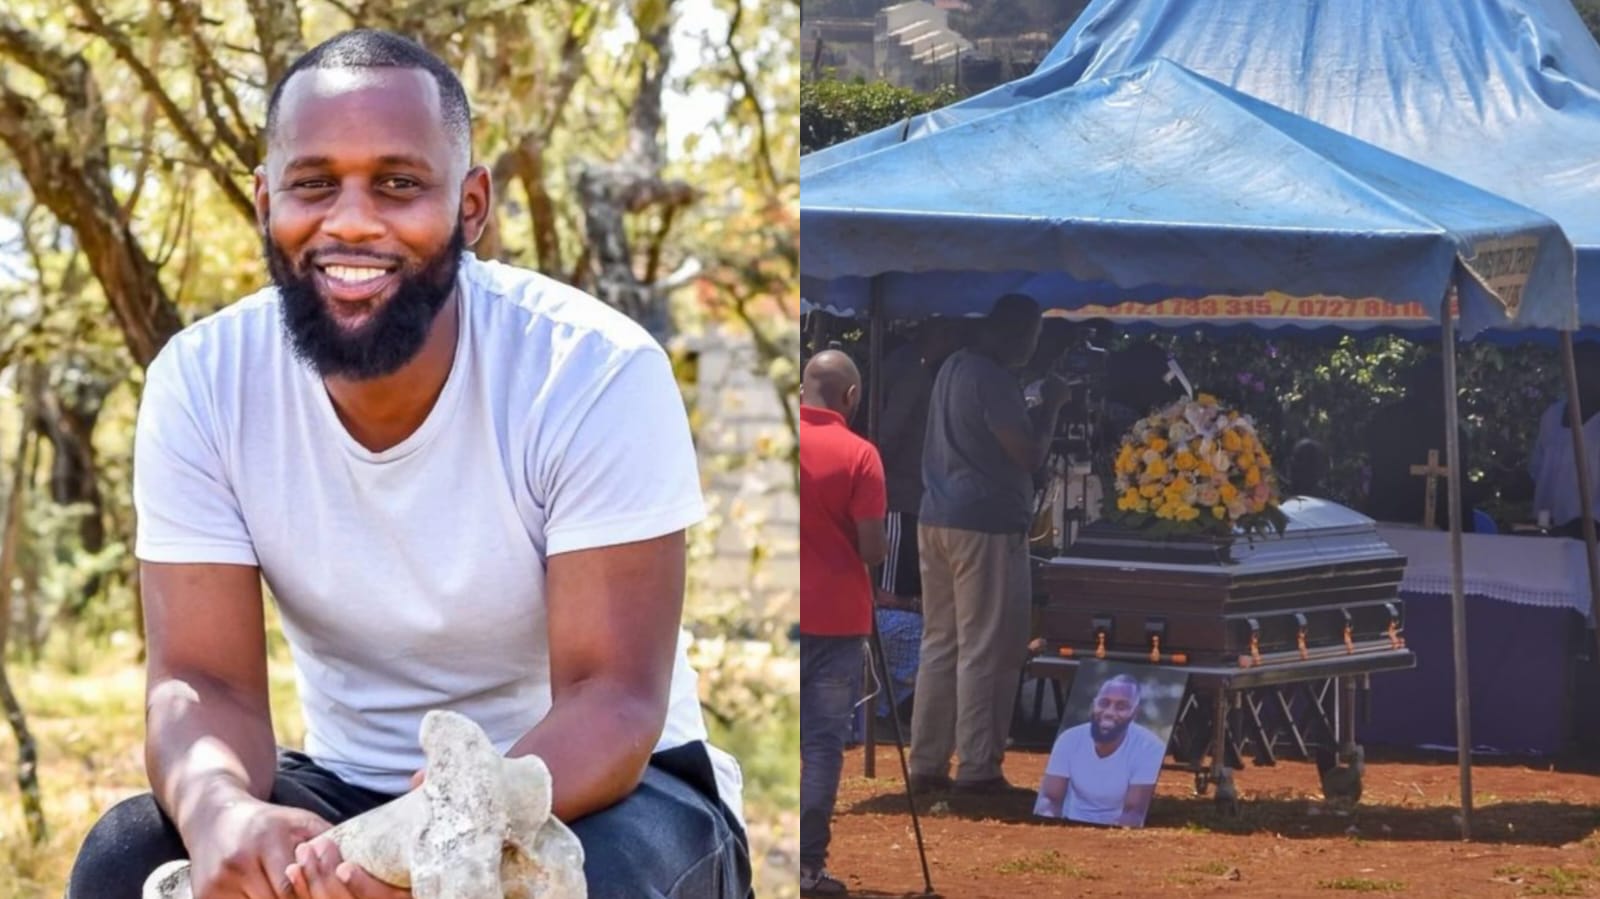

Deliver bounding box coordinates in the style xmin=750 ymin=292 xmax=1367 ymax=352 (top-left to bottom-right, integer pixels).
xmin=1033 ymin=675 xmax=1167 ymax=827
xmin=65 ymin=29 xmax=751 ymax=899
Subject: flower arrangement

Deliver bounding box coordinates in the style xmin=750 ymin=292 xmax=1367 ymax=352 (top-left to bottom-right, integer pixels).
xmin=1108 ymin=394 xmax=1289 ymax=538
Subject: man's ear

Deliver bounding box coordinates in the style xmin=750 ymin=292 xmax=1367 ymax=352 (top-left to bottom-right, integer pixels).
xmin=253 ymin=166 xmax=270 ymax=234
xmin=460 ymin=164 xmax=492 ymax=246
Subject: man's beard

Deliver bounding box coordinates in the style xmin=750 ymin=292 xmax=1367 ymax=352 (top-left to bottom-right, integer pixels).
xmin=1091 ymin=717 xmax=1131 ymax=744
xmin=266 ymin=224 xmax=465 ymax=380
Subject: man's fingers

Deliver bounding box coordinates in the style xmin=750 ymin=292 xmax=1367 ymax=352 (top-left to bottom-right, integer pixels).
xmin=300 ymin=840 xmax=356 ymax=899
xmin=408 ymin=769 xmax=425 ymax=790
xmin=286 ymin=861 xmax=312 ymax=899
xmin=337 ymin=863 xmax=411 ymax=898
xmin=258 ymin=846 xmax=301 ymax=899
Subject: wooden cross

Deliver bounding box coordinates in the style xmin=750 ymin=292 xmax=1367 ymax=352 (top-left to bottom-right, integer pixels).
xmin=1409 ymin=449 xmax=1450 ymax=528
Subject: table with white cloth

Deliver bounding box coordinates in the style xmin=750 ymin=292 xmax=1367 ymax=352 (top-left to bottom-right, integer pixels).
xmin=1363 ymin=525 xmax=1598 ymax=754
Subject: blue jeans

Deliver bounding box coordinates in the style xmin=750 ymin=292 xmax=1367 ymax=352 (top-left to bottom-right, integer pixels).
xmin=801 ymin=634 xmax=865 ymax=870
xmin=67 ymin=744 xmax=751 ymax=898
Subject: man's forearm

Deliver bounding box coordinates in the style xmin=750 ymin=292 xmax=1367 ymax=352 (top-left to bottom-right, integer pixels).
xmin=146 ymin=673 xmax=278 ymax=841
xmin=507 ymin=679 xmax=666 ymax=822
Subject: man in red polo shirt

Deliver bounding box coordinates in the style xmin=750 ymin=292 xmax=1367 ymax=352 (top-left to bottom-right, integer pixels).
xmin=799 ymin=349 xmax=887 ymax=897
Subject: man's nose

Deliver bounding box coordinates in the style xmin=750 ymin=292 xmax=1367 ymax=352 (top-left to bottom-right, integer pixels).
xmin=320 ymin=182 xmax=386 ymax=243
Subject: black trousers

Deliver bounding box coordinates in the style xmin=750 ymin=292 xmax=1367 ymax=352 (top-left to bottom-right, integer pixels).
xmin=67 ymin=743 xmax=752 ymax=898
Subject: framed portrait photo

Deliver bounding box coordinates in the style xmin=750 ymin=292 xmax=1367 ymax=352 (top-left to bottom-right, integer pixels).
xmin=1033 ymin=660 xmax=1188 ymax=827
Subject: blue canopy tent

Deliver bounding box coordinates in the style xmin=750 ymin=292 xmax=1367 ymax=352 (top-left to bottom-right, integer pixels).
xmin=802 ymin=61 xmax=1576 ymax=336
xmin=805 ymin=0 xmax=1600 ymax=329
xmin=800 ymin=57 xmax=1589 ymax=838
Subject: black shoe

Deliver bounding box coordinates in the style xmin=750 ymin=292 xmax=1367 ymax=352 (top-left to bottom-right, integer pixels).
xmin=907 ymin=772 xmax=954 ymax=793
xmin=952 ymin=776 xmax=1015 ymax=795
xmin=800 ymin=866 xmax=849 ymax=897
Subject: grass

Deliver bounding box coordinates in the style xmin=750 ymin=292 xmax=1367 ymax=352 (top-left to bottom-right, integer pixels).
xmin=1494 ymin=863 xmax=1597 ymax=896
xmin=0 ymin=613 xmax=799 ymax=899
xmin=1526 ymin=867 xmax=1594 ymax=897
xmin=995 ymin=849 xmax=1102 ymax=879
xmin=1194 ymin=860 xmax=1234 ymax=876
xmin=1318 ymin=877 xmax=1407 ymax=892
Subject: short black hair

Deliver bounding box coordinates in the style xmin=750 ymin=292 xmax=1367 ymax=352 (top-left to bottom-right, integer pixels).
xmin=265 ymin=29 xmax=471 ymax=165
xmin=985 ymin=293 xmax=1041 ymax=337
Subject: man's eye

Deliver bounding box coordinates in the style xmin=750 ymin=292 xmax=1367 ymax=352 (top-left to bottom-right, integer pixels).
xmin=292 ymin=180 xmax=333 ymax=191
xmin=382 ymin=177 xmax=421 ymax=190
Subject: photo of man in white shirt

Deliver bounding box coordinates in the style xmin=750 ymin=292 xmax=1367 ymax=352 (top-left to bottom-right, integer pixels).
xmin=1034 ymin=673 xmax=1169 ymax=826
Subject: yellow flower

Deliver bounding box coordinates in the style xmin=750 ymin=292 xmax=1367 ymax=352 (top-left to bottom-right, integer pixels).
xmin=1174 ymin=450 xmax=1198 ymax=471
xmin=1221 ymin=430 xmax=1243 ymax=452
xmin=1251 ymin=497 xmax=1268 ymax=513
xmin=1220 ymin=482 xmax=1240 ymax=502
xmin=1116 ymin=444 xmax=1137 ymax=474
xmin=1146 ymin=458 xmax=1168 ymax=479
xmin=1139 ymin=483 xmax=1161 ymax=498
xmin=1178 ymin=505 xmax=1201 ymax=521
xmin=1244 ymin=466 xmax=1262 ymax=487
xmin=1212 ymin=505 xmax=1227 ymax=519
xmin=1196 ymin=460 xmax=1215 ymax=478
xmin=1197 ymin=393 xmax=1218 ymax=406
xmin=1147 ymin=436 xmax=1169 ymax=453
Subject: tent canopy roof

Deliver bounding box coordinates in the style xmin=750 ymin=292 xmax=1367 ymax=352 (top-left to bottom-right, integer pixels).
xmin=801 ymin=60 xmax=1576 ymax=335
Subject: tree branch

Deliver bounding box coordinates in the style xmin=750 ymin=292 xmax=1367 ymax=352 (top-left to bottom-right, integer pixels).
xmin=65 ymin=0 xmax=256 ymax=221
xmin=724 ymin=0 xmax=778 ymax=189
xmin=0 ymin=74 xmax=184 ymax=366
xmin=243 ymin=0 xmax=305 ymax=90
xmin=166 ymin=0 xmax=261 ymax=172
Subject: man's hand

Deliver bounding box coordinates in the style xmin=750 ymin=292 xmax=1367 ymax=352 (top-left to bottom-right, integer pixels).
xmin=187 ymin=797 xmax=331 ymax=898
xmin=287 ymin=836 xmax=411 ymax=899
xmin=1040 ymin=374 xmax=1072 ymax=410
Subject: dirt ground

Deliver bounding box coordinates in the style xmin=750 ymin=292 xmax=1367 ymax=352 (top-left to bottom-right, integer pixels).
xmin=826 ymin=745 xmax=1600 ymax=898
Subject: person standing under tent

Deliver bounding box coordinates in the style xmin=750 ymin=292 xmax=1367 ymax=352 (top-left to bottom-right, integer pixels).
xmin=799 ymin=350 xmax=887 ymax=897
xmin=1529 ymin=341 xmax=1600 ymax=537
xmin=910 ymin=294 xmax=1070 ymax=794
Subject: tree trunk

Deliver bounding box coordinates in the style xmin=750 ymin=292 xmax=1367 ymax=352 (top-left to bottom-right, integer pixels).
xmin=0 ymin=14 xmax=185 ymax=367
xmin=0 ymin=400 xmax=46 ymax=844
xmin=574 ymin=0 xmax=697 ymax=341
xmin=33 ymin=370 xmax=109 ymax=614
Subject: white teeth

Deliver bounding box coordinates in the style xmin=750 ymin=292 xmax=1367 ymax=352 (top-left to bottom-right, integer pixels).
xmin=323 ymin=265 xmax=389 ymax=284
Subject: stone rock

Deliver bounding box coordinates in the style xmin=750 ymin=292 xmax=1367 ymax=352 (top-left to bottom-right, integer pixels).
xmin=142 ymin=710 xmax=586 ymax=899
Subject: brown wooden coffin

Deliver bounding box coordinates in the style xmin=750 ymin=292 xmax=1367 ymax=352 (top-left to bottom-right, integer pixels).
xmin=1035 ymin=497 xmax=1407 ymax=668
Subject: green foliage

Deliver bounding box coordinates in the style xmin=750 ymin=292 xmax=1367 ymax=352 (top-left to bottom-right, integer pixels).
xmin=1157 ymin=332 xmax=1561 ymax=527
xmin=1317 ymin=877 xmax=1406 ymax=892
xmin=800 ymin=78 xmax=957 ymax=152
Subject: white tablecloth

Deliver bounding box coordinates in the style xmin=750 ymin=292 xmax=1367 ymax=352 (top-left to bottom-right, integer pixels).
xmin=1376 ymin=525 xmax=1597 ymax=619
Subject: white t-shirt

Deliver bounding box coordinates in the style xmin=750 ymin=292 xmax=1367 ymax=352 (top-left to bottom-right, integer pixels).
xmin=133 ymin=254 xmax=741 ymax=820
xmin=1042 ymin=722 xmax=1166 ymax=825
xmin=1529 ymin=399 xmax=1600 ymax=526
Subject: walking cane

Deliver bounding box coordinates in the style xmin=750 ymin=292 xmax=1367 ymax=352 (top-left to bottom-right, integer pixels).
xmin=867 ymin=615 xmax=939 ymax=897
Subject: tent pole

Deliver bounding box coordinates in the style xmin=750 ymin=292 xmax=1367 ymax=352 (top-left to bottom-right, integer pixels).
xmin=1557 ymin=333 xmax=1600 ymax=659
xmin=864 ymin=279 xmax=886 ymax=779
xmin=1440 ymin=291 xmax=1472 ymax=840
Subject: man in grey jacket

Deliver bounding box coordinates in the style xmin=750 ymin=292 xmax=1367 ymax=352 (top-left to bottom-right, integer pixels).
xmin=909 ymin=294 xmax=1069 ymax=793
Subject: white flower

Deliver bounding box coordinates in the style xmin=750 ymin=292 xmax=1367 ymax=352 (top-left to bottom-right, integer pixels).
xmin=1212 ymin=451 xmax=1232 ymax=473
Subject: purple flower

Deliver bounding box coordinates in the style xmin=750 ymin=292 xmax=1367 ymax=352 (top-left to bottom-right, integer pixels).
xmin=1237 ymin=372 xmax=1252 ymax=385
xmin=1267 ymin=342 xmax=1279 ymax=359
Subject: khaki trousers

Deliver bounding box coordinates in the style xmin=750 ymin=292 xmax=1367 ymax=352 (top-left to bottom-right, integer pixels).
xmin=909 ymin=523 xmax=1031 ymax=783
